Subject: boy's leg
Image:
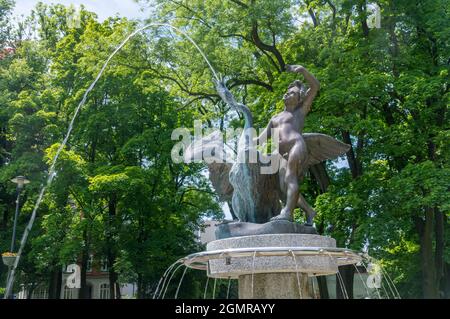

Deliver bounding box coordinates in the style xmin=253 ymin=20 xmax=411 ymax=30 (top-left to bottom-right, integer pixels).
xmin=297 ymin=194 xmax=317 ymax=225
xmin=272 ymin=141 xmax=306 ymax=221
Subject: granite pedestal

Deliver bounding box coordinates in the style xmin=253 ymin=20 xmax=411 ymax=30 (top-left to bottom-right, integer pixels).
xmin=206 ymin=233 xmax=338 ymax=299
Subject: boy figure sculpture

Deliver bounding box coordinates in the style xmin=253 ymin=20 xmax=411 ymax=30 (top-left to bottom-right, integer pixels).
xmin=214 ymin=64 xmax=348 ymax=227
xmin=255 ymin=65 xmax=320 ymax=222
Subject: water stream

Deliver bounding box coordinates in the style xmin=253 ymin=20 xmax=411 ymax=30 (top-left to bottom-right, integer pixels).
xmin=311 ymin=276 xmax=317 ymax=298
xmin=352 ymin=262 xmax=372 ymax=298
xmin=156 ymin=261 xmax=182 ymax=299
xmin=226 ymin=277 xmax=232 ymax=299
xmin=153 ymin=261 xmax=177 ymax=298
xmin=174 ymin=266 xmax=188 ymax=299
xmin=162 ymin=263 xmax=184 ymax=299
xmin=367 ymin=256 xmax=401 ymax=299
xmin=336 ymin=271 xmax=349 ymax=299
xmin=203 ymin=276 xmax=210 ymax=299
xmin=212 ymin=278 xmax=217 ymax=299
xmin=361 ymin=260 xmax=382 ymax=299
xmin=290 ymin=250 xmax=303 ymax=298
xmin=154 ymin=251 xmax=402 ymax=299
xmin=251 ymin=251 xmax=257 ymax=299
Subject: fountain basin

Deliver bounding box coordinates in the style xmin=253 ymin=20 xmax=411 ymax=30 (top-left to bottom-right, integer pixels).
xmin=176 ymin=234 xmax=363 ymax=299
xmin=207 ymin=234 xmax=340 ymax=278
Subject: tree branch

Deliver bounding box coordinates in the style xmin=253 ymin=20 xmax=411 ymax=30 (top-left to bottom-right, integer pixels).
xmin=325 ymin=0 xmax=336 ymax=22
xmin=341 ymin=131 xmax=362 ymax=178
xmin=167 ymin=0 xmax=214 ymax=29
xmin=145 ymin=65 xmax=219 ymax=100
xmin=227 ymin=78 xmax=273 ymax=91
xmin=357 ymin=1 xmax=370 ymax=37
xmin=254 ymin=47 xmax=280 ymax=73
xmin=251 ymin=21 xmax=285 ymax=71
xmin=229 ymin=0 xmax=248 ymax=8
xmin=306 ymin=0 xmax=320 ymax=27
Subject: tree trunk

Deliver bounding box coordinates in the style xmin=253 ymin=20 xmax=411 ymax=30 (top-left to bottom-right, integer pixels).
xmin=336 ymin=265 xmax=355 ymax=299
xmin=357 ymin=1 xmax=370 ymax=37
xmin=137 ymin=273 xmax=144 ymax=299
xmin=48 ymin=268 xmax=62 ymax=299
xmin=317 ymin=276 xmax=329 ymax=299
xmin=79 ymin=234 xmax=89 ymax=299
xmin=309 ymin=162 xmax=331 ymax=298
xmin=107 ymin=195 xmax=118 ymax=299
xmin=310 ymin=162 xmax=361 ymax=299
xmin=27 ymin=284 xmax=37 ymax=299
xmin=339 ymin=129 xmax=364 ymax=299
xmin=341 ymin=131 xmax=362 ymax=178
xmin=115 ymin=282 xmax=121 ymax=299
xmin=108 ymin=253 xmax=118 ymax=299
xmin=435 ymin=209 xmax=444 ymax=298
xmin=416 ymin=209 xmax=439 ymax=298
xmin=443 ymin=263 xmax=450 ymax=298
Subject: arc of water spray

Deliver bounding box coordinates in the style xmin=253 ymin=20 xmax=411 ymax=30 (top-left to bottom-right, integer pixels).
xmin=380 ymin=267 xmax=401 ymax=299
xmin=325 ymin=252 xmax=349 ymax=299
xmin=212 ymin=278 xmax=217 ymax=299
xmin=226 ymin=277 xmax=232 ymax=299
xmin=359 ymin=257 xmax=385 ymax=298
xmin=352 ymin=262 xmax=372 ymax=299
xmin=290 ymin=250 xmax=303 ymax=299
xmin=203 ymin=276 xmax=210 ymax=299
xmin=364 ymin=259 xmax=390 ymax=298
xmin=336 ymin=271 xmax=349 ymax=299
xmin=367 ymin=256 xmax=400 ymax=299
xmin=311 ymin=276 xmax=316 ymax=298
xmin=361 ymin=260 xmax=382 ymax=299
xmin=251 ymin=251 xmax=257 ymax=299
xmin=160 ymin=265 xmax=179 ymax=299
xmin=5 ymin=22 xmax=221 ymax=299
xmin=378 ymin=274 xmax=390 ymax=298
xmin=158 ymin=263 xmax=182 ymax=298
xmin=162 ymin=263 xmax=184 ymax=299
xmin=372 ymin=257 xmax=401 ymax=299
xmin=154 ymin=260 xmax=180 ymax=299
xmin=174 ymin=266 xmax=188 ymax=299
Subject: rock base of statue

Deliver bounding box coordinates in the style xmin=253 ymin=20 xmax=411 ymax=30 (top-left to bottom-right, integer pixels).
xmin=206 ymin=233 xmax=338 ymax=299
xmin=215 ymin=219 xmax=317 ymax=240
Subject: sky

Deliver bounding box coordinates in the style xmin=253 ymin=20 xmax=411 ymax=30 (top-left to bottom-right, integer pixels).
xmin=13 ymin=0 xmax=151 ymax=21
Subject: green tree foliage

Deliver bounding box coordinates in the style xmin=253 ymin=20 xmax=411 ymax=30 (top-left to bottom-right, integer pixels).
xmin=0 ymin=3 xmax=221 ymax=299
xmin=143 ymin=0 xmax=449 ymax=298
xmin=0 ymin=0 xmax=448 ymax=299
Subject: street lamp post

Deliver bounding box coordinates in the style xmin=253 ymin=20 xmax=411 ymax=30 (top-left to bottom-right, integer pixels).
xmin=4 ymin=176 xmax=30 ymax=299
xmin=10 ymin=176 xmax=30 ymax=252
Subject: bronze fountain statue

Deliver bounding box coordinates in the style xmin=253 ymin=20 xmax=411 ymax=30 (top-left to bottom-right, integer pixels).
xmin=185 ymin=65 xmax=349 ymax=238
xmin=179 ymin=65 xmax=369 ymax=300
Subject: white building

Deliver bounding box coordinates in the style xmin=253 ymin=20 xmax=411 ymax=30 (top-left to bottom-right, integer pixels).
xmin=18 ymin=255 xmax=136 ymax=299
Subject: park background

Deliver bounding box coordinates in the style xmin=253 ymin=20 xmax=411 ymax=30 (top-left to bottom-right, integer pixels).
xmin=0 ymin=0 xmax=448 ymax=299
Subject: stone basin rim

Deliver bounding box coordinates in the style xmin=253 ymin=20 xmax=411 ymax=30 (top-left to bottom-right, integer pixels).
xmin=179 ymin=246 xmax=362 ymax=272
xmin=209 ymin=232 xmax=330 ymax=242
